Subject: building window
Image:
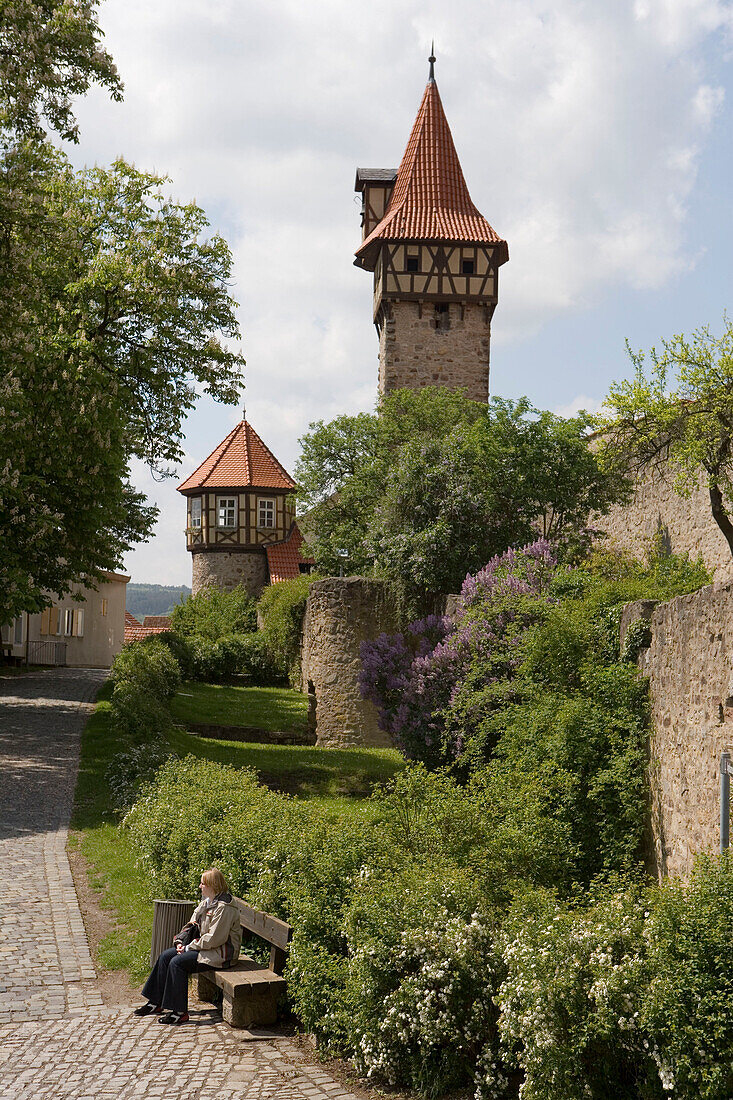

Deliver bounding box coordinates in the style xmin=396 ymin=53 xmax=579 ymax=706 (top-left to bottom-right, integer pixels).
xmin=434 ymin=303 xmax=450 ymax=331
xmin=74 ymin=610 xmax=84 ymax=638
xmin=101 ymin=599 xmax=108 ymax=617
xmin=64 ymin=609 xmax=74 ymax=636
xmin=218 ymin=497 xmax=237 ymax=528
xmin=258 ymin=498 xmax=275 ymax=528
xmin=461 ymin=259 xmax=475 ymax=274
xmin=406 ymin=255 xmax=419 ymax=273
xmin=191 ymin=497 xmax=202 ymax=528
xmin=13 ymin=615 xmax=23 ymax=645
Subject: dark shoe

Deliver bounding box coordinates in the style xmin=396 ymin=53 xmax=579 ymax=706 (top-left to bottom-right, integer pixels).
xmin=158 ymin=1012 xmax=189 ymax=1025
xmin=133 ymin=1003 xmax=161 ymax=1016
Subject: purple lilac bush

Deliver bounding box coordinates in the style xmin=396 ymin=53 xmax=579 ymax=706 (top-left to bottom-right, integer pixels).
xmin=359 ymin=540 xmax=557 ymax=766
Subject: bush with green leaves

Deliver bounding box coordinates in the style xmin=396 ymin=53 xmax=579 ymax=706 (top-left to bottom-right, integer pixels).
xmin=236 ymin=632 xmax=284 ymax=684
xmin=642 ymin=854 xmax=733 ymax=1100
xmin=346 ymin=868 xmax=501 ymax=1099
xmin=106 ymin=741 xmax=177 ymax=813
xmin=109 ymin=681 xmax=172 ymax=742
xmin=494 ymin=880 xmax=659 ymax=1100
xmin=258 ymin=574 xmax=320 ymax=685
xmin=169 ymin=585 xmax=257 ymax=641
xmin=110 ymin=637 xmax=181 ymax=700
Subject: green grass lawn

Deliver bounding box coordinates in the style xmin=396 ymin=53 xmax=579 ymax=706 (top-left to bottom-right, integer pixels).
xmin=170 ymin=681 xmax=308 ymax=733
xmin=70 ymin=681 xmax=154 ymax=982
xmin=169 ymin=724 xmax=404 ymax=801
xmin=72 ymin=679 xmax=404 ymax=984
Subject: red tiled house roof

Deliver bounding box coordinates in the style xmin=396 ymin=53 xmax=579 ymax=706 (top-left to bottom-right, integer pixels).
xmin=266 ymin=523 xmax=315 ymax=584
xmin=124 ymin=610 xmax=170 ymax=645
xmin=355 ymin=76 xmax=508 ymax=270
xmin=142 ymin=615 xmax=172 ymax=629
xmin=178 ymin=420 xmax=296 ymax=493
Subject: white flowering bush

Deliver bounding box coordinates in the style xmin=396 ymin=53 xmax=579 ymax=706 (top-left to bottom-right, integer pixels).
xmin=641 ymin=855 xmax=733 ymax=1100
xmin=494 ymin=882 xmax=662 ymax=1100
xmin=345 ymin=868 xmax=505 ymax=1098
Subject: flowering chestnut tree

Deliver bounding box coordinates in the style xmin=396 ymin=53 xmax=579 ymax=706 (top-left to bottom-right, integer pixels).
xmin=0 ymin=2 xmax=245 ymax=622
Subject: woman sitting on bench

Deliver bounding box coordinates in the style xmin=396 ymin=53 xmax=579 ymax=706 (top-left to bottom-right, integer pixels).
xmin=135 ymin=867 xmax=242 ymax=1025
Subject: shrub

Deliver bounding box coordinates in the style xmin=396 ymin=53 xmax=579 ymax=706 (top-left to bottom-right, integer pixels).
xmin=495 ymin=881 xmax=659 ymax=1100
xmin=109 ymin=682 xmax=172 ymax=742
xmin=346 ymin=868 xmax=501 ymax=1099
xmin=106 ymin=740 xmax=177 ymax=813
xmin=125 ymin=755 xmax=310 ymax=900
xmin=642 ymin=854 xmax=733 ymax=1100
xmin=258 ymin=574 xmax=320 ymax=686
xmin=360 ymin=541 xmax=557 ymax=766
xmin=169 ymin=586 xmax=257 ymax=641
xmin=237 ymin=632 xmax=283 ymax=684
xmin=208 ymin=633 xmax=252 ymax=681
xmin=110 ymin=637 xmax=181 ymax=701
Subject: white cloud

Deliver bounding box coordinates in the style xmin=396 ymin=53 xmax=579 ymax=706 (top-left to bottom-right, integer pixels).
xmin=68 ymin=0 xmax=733 ymax=582
xmin=554 ymin=394 xmax=605 ymax=419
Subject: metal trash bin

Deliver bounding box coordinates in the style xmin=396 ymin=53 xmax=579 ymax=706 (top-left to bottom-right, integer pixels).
xmin=150 ymin=899 xmax=196 ymax=965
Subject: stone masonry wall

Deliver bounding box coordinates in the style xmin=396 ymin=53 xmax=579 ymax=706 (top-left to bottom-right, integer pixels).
xmin=300 ymin=577 xmax=400 ymax=748
xmin=191 ymin=550 xmax=268 ymax=600
xmin=597 ymin=463 xmax=733 ymax=580
xmin=379 ymin=301 xmax=491 ymax=402
xmin=634 ymin=581 xmax=733 ymax=879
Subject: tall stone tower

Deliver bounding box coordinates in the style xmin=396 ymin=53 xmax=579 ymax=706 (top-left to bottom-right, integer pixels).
xmin=354 ymin=53 xmax=508 ymax=402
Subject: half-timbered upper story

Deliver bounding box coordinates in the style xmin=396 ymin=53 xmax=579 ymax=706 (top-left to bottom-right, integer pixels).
xmin=354 ymin=59 xmax=508 ymax=326
xmin=177 ymin=420 xmax=297 ymax=553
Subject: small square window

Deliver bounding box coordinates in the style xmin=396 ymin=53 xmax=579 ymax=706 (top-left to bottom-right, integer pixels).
xmin=218 ymin=497 xmax=237 ymax=528
xmin=258 ymin=498 xmax=275 ymax=528
xmin=461 ymin=259 xmax=475 ymax=274
xmin=406 ymin=256 xmax=419 ymax=273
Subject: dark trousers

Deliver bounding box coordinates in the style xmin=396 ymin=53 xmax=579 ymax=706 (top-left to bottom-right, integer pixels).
xmin=141 ymin=947 xmax=212 ymax=1014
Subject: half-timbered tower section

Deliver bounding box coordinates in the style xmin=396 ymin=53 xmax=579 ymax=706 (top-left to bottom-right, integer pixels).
xmin=178 ymin=420 xmax=312 ymax=599
xmin=354 ymin=57 xmax=508 ymax=402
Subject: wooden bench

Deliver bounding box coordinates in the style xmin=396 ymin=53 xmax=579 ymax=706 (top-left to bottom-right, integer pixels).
xmin=195 ymin=896 xmax=292 ymax=1029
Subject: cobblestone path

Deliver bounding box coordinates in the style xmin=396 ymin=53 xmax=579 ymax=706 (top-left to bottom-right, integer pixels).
xmin=0 ymin=669 xmax=363 ymax=1100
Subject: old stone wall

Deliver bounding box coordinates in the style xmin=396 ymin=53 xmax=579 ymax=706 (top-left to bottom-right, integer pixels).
xmin=634 ymin=581 xmax=733 ymax=878
xmin=597 ymin=463 xmax=733 ymax=579
xmin=300 ymin=577 xmax=400 ymax=748
xmin=379 ymin=301 xmax=491 ymax=401
xmin=191 ymin=549 xmax=268 ymax=599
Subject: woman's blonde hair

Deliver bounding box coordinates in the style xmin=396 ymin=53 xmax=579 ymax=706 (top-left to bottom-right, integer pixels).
xmin=201 ymin=868 xmax=228 ymax=895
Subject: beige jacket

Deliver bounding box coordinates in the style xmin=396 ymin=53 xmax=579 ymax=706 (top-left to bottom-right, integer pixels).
xmin=175 ymin=893 xmax=242 ymax=969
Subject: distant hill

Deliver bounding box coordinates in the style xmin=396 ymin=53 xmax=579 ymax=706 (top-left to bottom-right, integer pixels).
xmin=126 ymin=583 xmax=191 ymax=620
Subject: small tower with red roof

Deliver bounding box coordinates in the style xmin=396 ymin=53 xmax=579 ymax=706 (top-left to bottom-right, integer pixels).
xmin=178 ymin=419 xmax=313 ymax=598
xmin=354 ymin=51 xmax=508 ymax=402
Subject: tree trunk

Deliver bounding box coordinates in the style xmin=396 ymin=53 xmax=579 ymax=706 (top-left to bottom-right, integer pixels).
xmin=709 ymin=482 xmax=733 ymax=557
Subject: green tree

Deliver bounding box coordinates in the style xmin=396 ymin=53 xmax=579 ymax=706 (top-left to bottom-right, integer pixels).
xmin=0 ymin=1 xmax=245 ymax=623
xmin=0 ymin=0 xmax=122 ymax=140
xmin=297 ymin=389 xmax=622 ymax=610
xmin=598 ymin=318 xmax=733 ymax=557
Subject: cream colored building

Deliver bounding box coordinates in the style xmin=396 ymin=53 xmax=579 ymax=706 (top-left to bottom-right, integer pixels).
xmin=1 ymin=571 xmax=129 ymax=669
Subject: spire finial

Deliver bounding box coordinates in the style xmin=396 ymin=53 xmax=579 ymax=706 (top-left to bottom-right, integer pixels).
xmin=428 ymin=41 xmax=436 ymax=82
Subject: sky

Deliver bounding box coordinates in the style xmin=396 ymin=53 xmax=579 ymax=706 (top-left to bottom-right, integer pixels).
xmin=70 ymin=0 xmax=733 ymax=586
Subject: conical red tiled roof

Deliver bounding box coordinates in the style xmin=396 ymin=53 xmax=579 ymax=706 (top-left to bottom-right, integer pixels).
xmin=178 ymin=421 xmax=296 ymax=493
xmin=355 ymin=79 xmax=507 ymax=269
